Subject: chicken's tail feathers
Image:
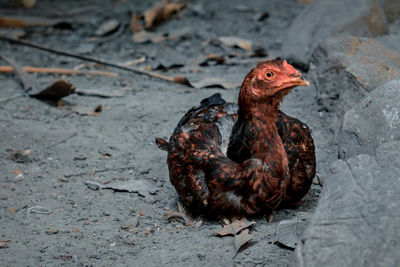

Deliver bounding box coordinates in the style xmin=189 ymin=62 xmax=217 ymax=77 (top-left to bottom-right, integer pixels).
xmin=155 ymin=138 xmax=171 ymax=151
xmin=199 ymin=93 xmax=226 ymax=108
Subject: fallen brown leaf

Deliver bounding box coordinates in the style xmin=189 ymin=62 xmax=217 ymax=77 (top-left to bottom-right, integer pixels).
xmin=215 ymin=217 xmax=256 ymax=236
xmin=218 ymin=36 xmax=252 ymax=51
xmin=31 ymin=80 xmax=75 ymax=100
xmin=94 ymin=19 xmax=120 ymax=37
xmin=73 ymin=227 xmax=80 ymax=233
xmin=234 ymin=229 xmax=253 ymax=256
xmin=9 ymin=208 xmax=16 ymax=214
xmin=0 ymin=55 xmax=75 ymax=100
xmin=144 ymin=1 xmax=186 ymax=29
xmin=173 ymin=76 xmax=191 ymax=86
xmin=132 ymin=30 xmax=166 ymax=43
xmin=130 ymin=12 xmax=143 ymax=33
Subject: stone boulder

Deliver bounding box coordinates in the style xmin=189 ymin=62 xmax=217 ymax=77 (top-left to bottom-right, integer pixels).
xmin=377 ymin=33 xmax=400 ymax=54
xmin=281 ymin=0 xmax=388 ymax=66
xmin=296 ymin=150 xmax=400 ymax=267
xmin=310 ymin=35 xmax=400 ymax=119
xmin=378 ymin=0 xmax=400 ymax=22
xmin=338 ymin=80 xmax=400 ymax=159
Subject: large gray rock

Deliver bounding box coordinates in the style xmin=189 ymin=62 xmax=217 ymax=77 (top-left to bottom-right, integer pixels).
xmin=377 ymin=33 xmax=400 ymax=54
xmin=281 ymin=0 xmax=388 ymax=66
xmin=310 ymin=35 xmax=400 ymax=118
xmin=296 ymin=151 xmax=400 ymax=267
xmin=338 ymin=80 xmax=400 ymax=159
xmin=378 ymin=0 xmax=400 ymax=22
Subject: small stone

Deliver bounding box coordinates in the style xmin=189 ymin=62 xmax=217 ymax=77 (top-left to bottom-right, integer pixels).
xmin=121 ymin=217 xmax=139 ymax=230
xmin=45 ymin=229 xmax=59 ymax=235
xmin=144 ymin=196 xmax=156 ymax=204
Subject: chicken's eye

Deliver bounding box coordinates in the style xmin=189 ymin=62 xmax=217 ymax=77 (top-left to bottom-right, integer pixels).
xmin=265 ymin=71 xmax=275 ymax=80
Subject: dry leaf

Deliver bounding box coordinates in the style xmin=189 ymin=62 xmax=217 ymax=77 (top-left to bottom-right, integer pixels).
xmin=133 ymin=30 xmax=166 ymax=43
xmin=0 ymin=238 xmax=8 ymax=248
xmin=218 ymin=36 xmax=253 ymax=51
xmin=234 ymin=229 xmax=253 ymax=256
xmin=32 ymin=80 xmax=75 ymax=100
xmin=130 ymin=12 xmax=143 ymax=33
xmin=144 ymin=1 xmax=185 ymax=29
xmin=9 ymin=208 xmax=16 ymax=214
xmin=215 ymin=217 xmax=256 ymax=236
xmin=173 ymin=76 xmax=191 ymax=86
xmin=73 ymin=227 xmax=80 ymax=233
xmin=94 ymin=19 xmax=120 ymax=37
xmin=0 ymin=55 xmax=75 ymax=100
xmin=275 ymin=218 xmax=306 ymax=249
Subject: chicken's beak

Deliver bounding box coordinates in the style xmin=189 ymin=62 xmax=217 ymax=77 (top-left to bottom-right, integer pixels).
xmin=289 ymin=76 xmax=309 ymax=87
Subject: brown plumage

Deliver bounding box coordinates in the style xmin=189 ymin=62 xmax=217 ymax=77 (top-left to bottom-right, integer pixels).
xmin=156 ymin=60 xmax=316 ymax=216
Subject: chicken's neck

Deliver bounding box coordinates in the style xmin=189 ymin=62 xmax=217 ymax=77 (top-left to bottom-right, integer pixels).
xmin=229 ymin=94 xmax=289 ymax=180
xmin=240 ymin=100 xmax=283 ymax=158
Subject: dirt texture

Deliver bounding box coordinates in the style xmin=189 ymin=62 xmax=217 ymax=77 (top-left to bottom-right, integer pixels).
xmin=0 ymin=0 xmax=363 ymax=266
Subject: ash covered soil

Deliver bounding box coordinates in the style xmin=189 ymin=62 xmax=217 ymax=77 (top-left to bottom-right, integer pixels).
xmin=0 ymin=0 xmax=342 ymax=266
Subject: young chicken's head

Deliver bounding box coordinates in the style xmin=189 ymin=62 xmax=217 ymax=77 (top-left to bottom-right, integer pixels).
xmin=244 ymin=60 xmax=309 ymax=101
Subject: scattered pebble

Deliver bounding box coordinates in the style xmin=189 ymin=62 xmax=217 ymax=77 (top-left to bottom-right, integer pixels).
xmin=45 ymin=229 xmax=59 ymax=235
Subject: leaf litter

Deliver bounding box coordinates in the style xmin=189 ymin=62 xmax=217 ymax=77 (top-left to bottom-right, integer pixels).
xmin=215 ymin=217 xmax=256 ymax=257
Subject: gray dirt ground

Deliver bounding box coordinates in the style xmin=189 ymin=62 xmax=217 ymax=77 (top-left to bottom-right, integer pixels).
xmin=0 ymin=0 xmax=336 ymax=266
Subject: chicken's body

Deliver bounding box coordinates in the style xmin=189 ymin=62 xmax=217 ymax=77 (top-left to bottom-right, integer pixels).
xmin=157 ymin=60 xmax=316 ymax=216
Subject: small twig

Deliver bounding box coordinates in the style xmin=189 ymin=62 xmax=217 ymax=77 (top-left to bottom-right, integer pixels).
xmin=0 ymin=94 xmax=24 ymax=102
xmin=0 ymin=66 xmax=118 ymax=77
xmin=0 ymin=36 xmax=181 ymax=84
xmin=46 ymin=133 xmax=77 ymax=149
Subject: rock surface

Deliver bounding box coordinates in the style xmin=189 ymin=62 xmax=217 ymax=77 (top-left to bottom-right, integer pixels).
xmin=310 ymin=35 xmax=400 ymax=118
xmin=378 ymin=0 xmax=400 ymax=22
xmin=338 ymin=80 xmax=400 ymax=159
xmin=296 ymin=151 xmax=400 ymax=267
xmin=281 ymin=0 xmax=388 ymax=66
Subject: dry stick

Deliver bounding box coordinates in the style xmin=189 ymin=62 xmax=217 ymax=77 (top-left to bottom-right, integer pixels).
xmin=0 ymin=36 xmax=177 ymax=83
xmin=0 ymin=66 xmax=118 ymax=77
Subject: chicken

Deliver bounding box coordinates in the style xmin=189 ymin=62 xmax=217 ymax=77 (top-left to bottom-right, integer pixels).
xmin=156 ymin=60 xmax=315 ymax=216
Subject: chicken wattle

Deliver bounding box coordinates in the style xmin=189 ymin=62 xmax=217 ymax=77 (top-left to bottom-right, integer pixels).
xmin=156 ymin=60 xmax=316 ymax=216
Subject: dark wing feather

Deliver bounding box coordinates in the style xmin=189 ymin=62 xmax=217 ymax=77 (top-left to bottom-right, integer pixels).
xmin=277 ymin=111 xmax=316 ymax=205
xmin=167 ymin=93 xmax=237 ymax=212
